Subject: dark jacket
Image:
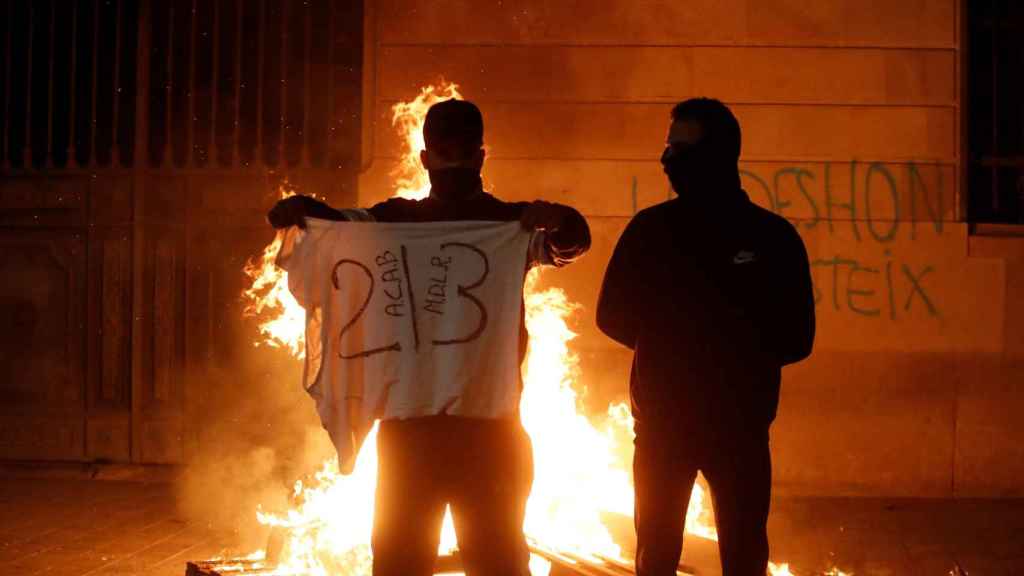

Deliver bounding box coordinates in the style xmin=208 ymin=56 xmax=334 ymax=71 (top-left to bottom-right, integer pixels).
xmin=596 ymin=190 xmax=814 ymax=438
xmin=294 ymin=189 xmax=591 ymax=364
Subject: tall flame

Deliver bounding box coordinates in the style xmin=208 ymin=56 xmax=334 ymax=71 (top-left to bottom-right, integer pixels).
xmin=242 ymin=183 xmax=306 ymax=357
xmin=390 ymin=82 xmax=463 ymax=200
xmin=241 ymin=82 xmax=846 ymax=576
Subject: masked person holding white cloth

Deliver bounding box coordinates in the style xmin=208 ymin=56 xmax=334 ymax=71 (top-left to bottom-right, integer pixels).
xmin=268 ymin=99 xmax=590 ymax=576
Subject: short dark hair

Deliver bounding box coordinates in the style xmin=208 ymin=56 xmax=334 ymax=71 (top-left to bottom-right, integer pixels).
xmin=670 ymin=98 xmax=741 ymax=161
xmin=423 ymin=99 xmax=484 ymax=161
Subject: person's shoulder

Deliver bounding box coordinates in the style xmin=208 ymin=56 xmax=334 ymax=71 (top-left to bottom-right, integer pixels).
xmin=746 ymin=201 xmax=806 ymax=247
xmin=371 ymin=196 xmax=420 ymax=210
xmin=481 ymin=191 xmax=524 ymax=207
xmin=631 ymin=199 xmax=678 ymax=225
xmin=607 ymin=201 xmax=676 ymax=244
xmin=746 ymin=200 xmax=788 ymax=229
xmin=368 ymin=196 xmax=422 ymax=221
xmin=477 ymin=192 xmax=530 ymax=218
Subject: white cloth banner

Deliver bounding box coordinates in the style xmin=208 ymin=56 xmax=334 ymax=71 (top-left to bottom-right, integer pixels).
xmin=277 ymin=218 xmax=535 ymax=470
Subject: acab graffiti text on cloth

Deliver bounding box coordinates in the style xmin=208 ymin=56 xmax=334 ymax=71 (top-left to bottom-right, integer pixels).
xmin=277 ymin=218 xmax=535 ymax=471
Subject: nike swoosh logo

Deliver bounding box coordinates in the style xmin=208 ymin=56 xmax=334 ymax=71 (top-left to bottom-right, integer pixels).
xmin=733 ymin=251 xmax=757 ymax=264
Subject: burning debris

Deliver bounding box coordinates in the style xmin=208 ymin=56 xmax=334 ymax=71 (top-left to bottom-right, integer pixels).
xmin=186 ymin=551 xmax=695 ymax=576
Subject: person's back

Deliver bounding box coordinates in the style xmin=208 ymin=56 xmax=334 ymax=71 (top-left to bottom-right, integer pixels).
xmin=618 ymin=195 xmax=812 ymax=440
xmin=597 ymin=98 xmax=814 ymax=576
xmin=269 ymin=98 xmax=591 ymax=576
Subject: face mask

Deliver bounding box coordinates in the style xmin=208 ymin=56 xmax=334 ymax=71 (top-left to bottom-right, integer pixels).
xmin=660 ymin=144 xmax=736 ymax=200
xmin=661 ymin=145 xmax=704 ymax=199
xmin=428 ymin=167 xmax=482 ymax=202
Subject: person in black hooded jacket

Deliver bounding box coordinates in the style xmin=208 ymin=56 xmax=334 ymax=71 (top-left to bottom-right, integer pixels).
xmin=596 ymin=98 xmax=815 ymax=576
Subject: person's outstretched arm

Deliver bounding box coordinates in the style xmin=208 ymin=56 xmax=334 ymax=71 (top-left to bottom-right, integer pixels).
xmin=521 ymin=201 xmax=592 ymax=267
xmin=267 ymin=195 xmax=350 ymax=229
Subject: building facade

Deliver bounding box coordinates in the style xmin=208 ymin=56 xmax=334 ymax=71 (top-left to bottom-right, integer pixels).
xmin=2 ymin=0 xmax=1023 ymax=497
xmin=358 ymin=0 xmax=1024 ymax=497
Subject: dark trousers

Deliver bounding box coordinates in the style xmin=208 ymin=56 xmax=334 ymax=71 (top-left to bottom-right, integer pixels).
xmin=634 ymin=428 xmax=772 ymax=576
xmin=371 ymin=415 xmax=533 ymax=576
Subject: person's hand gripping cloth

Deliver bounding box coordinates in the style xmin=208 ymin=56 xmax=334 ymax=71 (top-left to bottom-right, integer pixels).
xmin=276 ymin=218 xmax=536 ymax=473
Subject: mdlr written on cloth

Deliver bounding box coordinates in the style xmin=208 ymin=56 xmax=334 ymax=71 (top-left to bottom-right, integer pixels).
xmin=425 ymin=255 xmax=454 ymax=315
xmin=332 ymin=243 xmax=490 ymax=359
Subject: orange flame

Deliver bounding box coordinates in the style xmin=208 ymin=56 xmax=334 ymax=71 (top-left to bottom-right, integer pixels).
xmin=769 ymin=563 xmax=797 ymax=576
xmin=390 ymin=81 xmax=463 ymax=200
xmin=768 ymin=564 xmax=852 ymax=576
xmin=242 ymin=183 xmax=307 ymax=357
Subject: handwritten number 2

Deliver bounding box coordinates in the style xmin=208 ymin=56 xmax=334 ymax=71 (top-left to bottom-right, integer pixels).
xmin=433 ymin=242 xmax=490 ymax=346
xmin=331 ymin=259 xmax=402 ymax=359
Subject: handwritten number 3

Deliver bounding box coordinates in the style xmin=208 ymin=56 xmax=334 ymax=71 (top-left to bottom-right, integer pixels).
xmin=433 ymin=242 xmax=490 ymax=346
xmin=332 ymin=259 xmax=402 ymax=359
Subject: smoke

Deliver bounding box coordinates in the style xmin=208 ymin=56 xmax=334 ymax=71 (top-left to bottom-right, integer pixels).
xmin=175 ymin=319 xmax=335 ymax=552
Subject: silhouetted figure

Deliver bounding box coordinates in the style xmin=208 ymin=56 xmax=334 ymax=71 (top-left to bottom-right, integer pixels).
xmin=269 ymin=99 xmax=591 ymax=576
xmin=596 ymin=98 xmax=815 ymax=576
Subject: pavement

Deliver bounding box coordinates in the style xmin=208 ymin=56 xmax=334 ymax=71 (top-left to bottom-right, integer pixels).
xmin=0 ymin=465 xmax=1022 ymax=576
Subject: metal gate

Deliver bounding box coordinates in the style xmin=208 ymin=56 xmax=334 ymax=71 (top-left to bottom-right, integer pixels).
xmin=0 ymin=0 xmax=364 ymax=463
